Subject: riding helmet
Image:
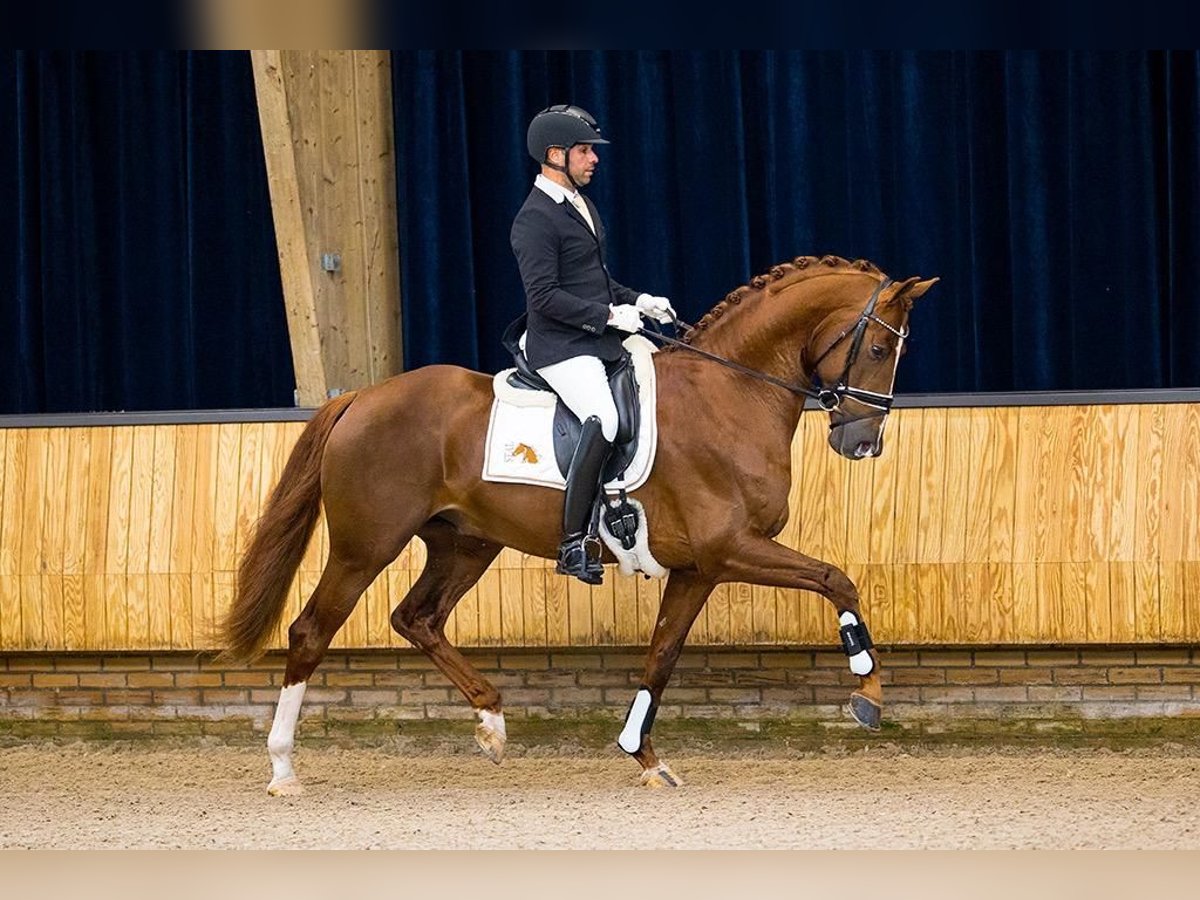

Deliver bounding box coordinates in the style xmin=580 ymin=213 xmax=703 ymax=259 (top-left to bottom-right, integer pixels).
xmin=526 ymin=104 xmax=610 ymax=164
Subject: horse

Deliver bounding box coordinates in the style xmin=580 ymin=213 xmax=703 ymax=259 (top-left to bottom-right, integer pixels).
xmin=220 ymin=254 xmax=937 ymax=794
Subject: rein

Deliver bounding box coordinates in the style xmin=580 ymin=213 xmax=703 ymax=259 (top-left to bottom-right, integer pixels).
xmin=638 ymin=277 xmax=905 ymax=416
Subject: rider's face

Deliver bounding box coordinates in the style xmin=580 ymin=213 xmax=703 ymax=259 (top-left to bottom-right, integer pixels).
xmin=566 ymin=144 xmax=598 ymax=186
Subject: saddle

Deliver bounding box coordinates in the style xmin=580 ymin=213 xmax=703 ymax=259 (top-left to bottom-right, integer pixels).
xmin=501 ymin=314 xmax=641 ymax=483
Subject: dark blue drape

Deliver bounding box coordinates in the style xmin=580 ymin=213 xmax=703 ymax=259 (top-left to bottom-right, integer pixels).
xmin=1 ymin=50 xmax=294 ymax=414
xmin=392 ymin=51 xmax=1200 ymax=393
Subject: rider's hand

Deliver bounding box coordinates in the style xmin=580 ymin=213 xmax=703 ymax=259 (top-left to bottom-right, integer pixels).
xmin=635 ymin=293 xmax=676 ymax=324
xmin=607 ymin=304 xmax=644 ymax=334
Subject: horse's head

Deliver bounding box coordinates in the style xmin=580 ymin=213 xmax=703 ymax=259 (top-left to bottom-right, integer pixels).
xmin=808 ymin=274 xmax=938 ymax=460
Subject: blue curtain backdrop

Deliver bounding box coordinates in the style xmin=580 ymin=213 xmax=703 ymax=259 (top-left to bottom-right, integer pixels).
xmin=0 ymin=50 xmax=294 ymax=414
xmin=4 ymin=52 xmax=1199 ymax=414
xmin=392 ymin=50 xmax=1200 ymax=393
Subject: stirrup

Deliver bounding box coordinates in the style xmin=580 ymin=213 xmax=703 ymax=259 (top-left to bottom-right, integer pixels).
xmin=557 ymin=534 xmax=604 ymax=585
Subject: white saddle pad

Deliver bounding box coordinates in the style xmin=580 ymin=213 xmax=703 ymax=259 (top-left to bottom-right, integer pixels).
xmin=482 ymin=334 xmax=659 ymax=492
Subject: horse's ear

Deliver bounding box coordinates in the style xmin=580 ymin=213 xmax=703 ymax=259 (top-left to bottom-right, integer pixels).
xmin=887 ymin=276 xmax=939 ymax=311
xmin=905 ymin=277 xmax=939 ymax=301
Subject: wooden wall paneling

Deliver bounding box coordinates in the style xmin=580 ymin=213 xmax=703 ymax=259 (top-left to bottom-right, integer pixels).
xmin=499 ymin=564 xmax=525 ymax=646
xmin=40 ymin=429 xmax=70 ymax=647
xmin=233 ymin=422 xmax=265 ymax=574
xmin=1163 ymin=404 xmax=1200 ymax=564
xmin=888 ymin=409 xmax=924 ymax=641
xmin=19 ymin=429 xmax=49 ymax=647
xmin=939 ymin=408 xmax=973 ymax=642
xmin=1133 ymin=560 xmax=1161 ymax=642
xmin=1010 ymin=409 xmax=1044 ymax=640
xmin=1107 ymin=405 xmax=1140 ymax=563
xmin=590 ymin=574 xmax=617 ymax=645
xmin=362 ymin=572 xmax=390 ymax=647
xmin=169 ymin=425 xmax=198 ymax=649
xmin=729 ymin=581 xmax=756 ymax=644
xmin=1182 ymin=561 xmax=1200 ymax=640
xmin=124 ymin=427 xmax=158 ymax=648
xmin=865 ymin=411 xmax=901 ymax=641
xmin=476 ymin=567 xmax=503 ymax=646
xmin=1040 ymin=407 xmax=1073 ymax=565
xmin=1160 ymin=561 xmax=1188 ymax=642
xmin=104 ymin=428 xmax=134 ymax=647
xmin=1036 ymin=562 xmax=1063 ymax=644
xmin=914 ymin=410 xmax=947 ymax=642
xmin=0 ymin=429 xmax=16 ymax=648
xmin=1058 ymin=409 xmax=1101 ymax=640
xmin=844 ymin=427 xmax=878 ymax=569
xmin=565 ymin=577 xmax=592 ymax=646
xmin=1134 ymin=405 xmax=1166 ymax=568
xmin=1185 ymin=406 xmax=1200 ymax=565
xmin=1109 ymin=561 xmax=1137 ymax=643
xmin=211 ymin=423 xmax=242 ymax=614
xmin=62 ymin=428 xmax=92 ymax=648
xmin=190 ymin=425 xmax=219 ymax=649
xmin=147 ymin=425 xmax=176 ymax=648
xmin=81 ymin=428 xmax=112 ymax=649
xmin=521 ymin=564 xmax=548 ymax=647
xmin=985 ymin=562 xmax=1015 ymax=644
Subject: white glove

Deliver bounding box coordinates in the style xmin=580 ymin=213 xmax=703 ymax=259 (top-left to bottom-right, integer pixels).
xmin=607 ymin=303 xmax=644 ymax=333
xmin=635 ymin=293 xmax=676 ymax=324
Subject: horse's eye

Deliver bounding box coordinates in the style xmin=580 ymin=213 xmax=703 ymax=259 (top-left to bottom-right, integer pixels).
xmin=869 ymin=344 xmax=886 ymax=361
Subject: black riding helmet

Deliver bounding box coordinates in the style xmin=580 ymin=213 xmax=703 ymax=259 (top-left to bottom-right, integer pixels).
xmin=527 ymin=104 xmax=609 ymax=187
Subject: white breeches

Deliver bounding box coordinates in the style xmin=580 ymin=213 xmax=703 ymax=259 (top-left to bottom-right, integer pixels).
xmin=536 ymin=354 xmax=619 ymax=441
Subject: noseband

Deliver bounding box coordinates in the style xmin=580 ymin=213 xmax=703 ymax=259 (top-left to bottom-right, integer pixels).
xmin=640 ymin=277 xmax=908 ymax=422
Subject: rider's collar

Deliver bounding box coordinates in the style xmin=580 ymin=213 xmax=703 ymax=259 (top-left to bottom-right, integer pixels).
xmin=534 ymin=173 xmax=579 ymax=205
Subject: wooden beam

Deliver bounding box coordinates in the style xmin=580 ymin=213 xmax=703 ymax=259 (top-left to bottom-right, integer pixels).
xmin=250 ymin=49 xmax=328 ymax=406
xmin=252 ymin=50 xmax=403 ymax=405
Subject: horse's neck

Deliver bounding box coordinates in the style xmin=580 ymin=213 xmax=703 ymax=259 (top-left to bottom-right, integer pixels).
xmin=689 ymin=277 xmax=845 ymax=395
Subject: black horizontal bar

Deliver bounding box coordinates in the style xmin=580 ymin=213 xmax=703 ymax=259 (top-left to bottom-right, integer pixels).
xmin=2 ymin=387 xmax=1200 ymax=429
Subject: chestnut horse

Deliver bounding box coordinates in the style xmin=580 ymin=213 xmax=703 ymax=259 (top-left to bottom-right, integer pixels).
xmin=221 ymin=254 xmax=937 ymax=794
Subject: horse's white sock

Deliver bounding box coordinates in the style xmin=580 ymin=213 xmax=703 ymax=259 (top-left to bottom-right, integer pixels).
xmin=477 ymin=708 xmax=506 ymax=740
xmin=267 ymin=682 xmax=307 ymax=783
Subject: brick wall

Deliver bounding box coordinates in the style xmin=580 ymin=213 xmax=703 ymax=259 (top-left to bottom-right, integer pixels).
xmin=1 ymin=647 xmax=1198 ymax=741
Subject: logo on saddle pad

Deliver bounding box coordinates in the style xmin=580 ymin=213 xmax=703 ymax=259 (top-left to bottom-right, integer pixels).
xmin=506 ymin=442 xmax=540 ymax=464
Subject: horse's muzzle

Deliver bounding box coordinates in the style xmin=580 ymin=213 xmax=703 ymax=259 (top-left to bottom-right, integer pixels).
xmin=828 ymin=419 xmax=884 ymax=460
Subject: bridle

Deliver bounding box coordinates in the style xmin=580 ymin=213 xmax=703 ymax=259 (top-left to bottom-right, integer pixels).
xmin=639 ymin=277 xmax=909 ymax=421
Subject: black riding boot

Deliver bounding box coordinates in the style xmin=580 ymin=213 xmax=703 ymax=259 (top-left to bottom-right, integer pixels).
xmin=556 ymin=415 xmax=612 ymax=585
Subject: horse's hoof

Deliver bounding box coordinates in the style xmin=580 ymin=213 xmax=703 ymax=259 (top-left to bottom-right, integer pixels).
xmin=849 ymin=692 xmax=882 ymax=731
xmin=475 ymin=723 xmax=506 ymax=765
xmin=267 ymin=775 xmax=303 ymax=797
xmin=639 ymin=763 xmax=684 ymax=789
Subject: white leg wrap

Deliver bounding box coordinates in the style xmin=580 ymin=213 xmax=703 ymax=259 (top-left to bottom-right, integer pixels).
xmin=839 ymin=612 xmax=875 ymax=676
xmin=267 ymin=682 xmax=307 ymax=783
xmin=618 ymin=689 xmax=653 ymax=754
xmin=477 ymin=708 xmax=507 ymax=741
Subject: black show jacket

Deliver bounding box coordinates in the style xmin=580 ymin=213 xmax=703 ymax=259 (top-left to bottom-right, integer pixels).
xmin=510 ymin=186 xmax=641 ymax=369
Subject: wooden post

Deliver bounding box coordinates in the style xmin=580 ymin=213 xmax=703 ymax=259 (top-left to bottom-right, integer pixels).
xmin=251 ymin=50 xmax=403 ymax=406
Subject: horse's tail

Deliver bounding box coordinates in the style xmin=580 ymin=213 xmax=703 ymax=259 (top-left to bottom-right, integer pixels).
xmin=218 ymin=391 xmax=358 ymax=663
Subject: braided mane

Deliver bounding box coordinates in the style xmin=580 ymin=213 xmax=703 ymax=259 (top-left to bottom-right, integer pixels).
xmin=670 ymin=254 xmax=884 ymax=349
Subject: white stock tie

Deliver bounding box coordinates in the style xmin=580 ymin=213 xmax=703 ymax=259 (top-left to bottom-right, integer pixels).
xmin=569 ymin=192 xmax=595 ymax=234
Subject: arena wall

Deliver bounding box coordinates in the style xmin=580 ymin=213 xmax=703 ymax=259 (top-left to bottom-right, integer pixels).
xmin=1 ymin=398 xmax=1198 ymax=653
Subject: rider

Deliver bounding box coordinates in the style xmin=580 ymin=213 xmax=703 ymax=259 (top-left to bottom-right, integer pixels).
xmin=510 ymin=104 xmax=675 ymax=585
